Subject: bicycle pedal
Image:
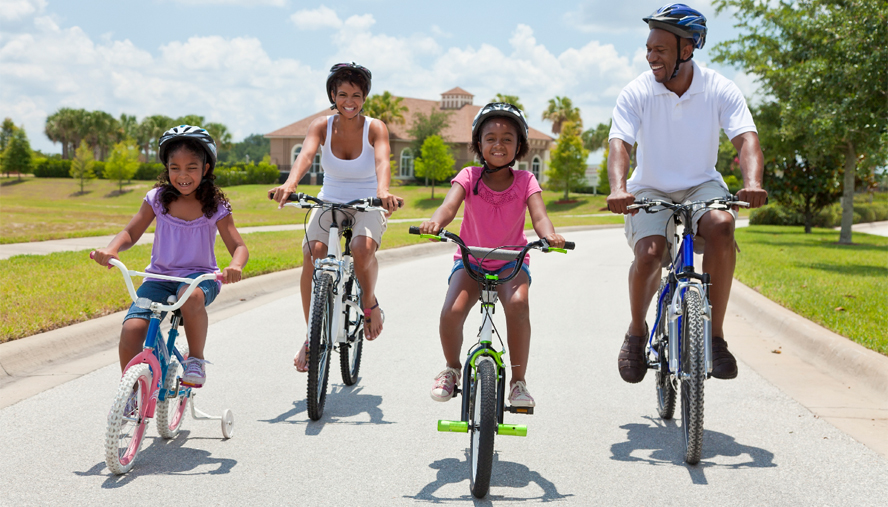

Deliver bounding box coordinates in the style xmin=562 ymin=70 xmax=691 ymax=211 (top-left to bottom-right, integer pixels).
xmin=507 ymin=405 xmax=534 ymax=415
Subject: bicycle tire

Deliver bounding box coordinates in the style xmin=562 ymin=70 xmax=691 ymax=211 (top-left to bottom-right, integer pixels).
xmin=156 ymin=357 xmax=189 ymax=439
xmin=340 ymin=266 xmax=363 ymax=385
xmin=680 ymin=289 xmax=706 ymax=465
xmin=105 ymin=364 xmax=152 ymax=474
xmin=469 ymin=358 xmax=496 ymax=498
xmin=307 ymin=272 xmax=334 ymax=421
xmin=655 ymin=279 xmax=676 ymax=420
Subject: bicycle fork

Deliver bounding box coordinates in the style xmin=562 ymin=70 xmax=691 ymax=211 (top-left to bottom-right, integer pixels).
xmin=665 ymin=282 xmax=713 ymax=377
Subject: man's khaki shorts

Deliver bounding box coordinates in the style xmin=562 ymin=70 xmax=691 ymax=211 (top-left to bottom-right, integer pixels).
xmin=302 ymin=207 xmax=387 ymax=248
xmin=624 ymin=179 xmax=737 ymax=264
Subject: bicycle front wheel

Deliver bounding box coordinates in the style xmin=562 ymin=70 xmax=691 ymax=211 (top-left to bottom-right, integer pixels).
xmin=340 ymin=267 xmax=363 ymax=386
xmin=307 ymin=272 xmax=334 ymax=421
xmin=156 ymin=357 xmax=189 ymax=439
xmin=105 ymin=364 xmax=151 ymax=474
xmin=469 ymin=358 xmax=496 ymax=498
xmin=680 ymin=289 xmax=706 ymax=465
xmin=655 ymin=279 xmax=676 ymax=420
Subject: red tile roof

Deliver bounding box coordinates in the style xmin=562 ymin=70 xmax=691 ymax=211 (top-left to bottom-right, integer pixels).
xmin=266 ymin=96 xmax=553 ymax=144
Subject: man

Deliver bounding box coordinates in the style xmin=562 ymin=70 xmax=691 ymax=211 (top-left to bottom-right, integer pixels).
xmin=606 ymin=3 xmax=768 ymax=383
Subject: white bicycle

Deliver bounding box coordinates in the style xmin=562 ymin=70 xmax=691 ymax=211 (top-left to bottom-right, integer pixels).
xmin=280 ymin=192 xmax=390 ymax=420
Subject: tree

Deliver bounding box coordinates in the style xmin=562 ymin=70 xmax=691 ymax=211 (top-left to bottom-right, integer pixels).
xmin=408 ymin=110 xmax=452 ymax=185
xmin=546 ymin=121 xmax=588 ymax=200
xmin=104 ymin=141 xmax=141 ymax=193
xmin=175 ymin=114 xmax=205 ymax=128
xmin=582 ymin=121 xmax=610 ymax=152
xmin=1 ymin=118 xmax=16 ymax=153
xmin=118 ymin=114 xmax=139 ymax=143
xmin=492 ymin=94 xmax=525 ymax=111
xmin=364 ymin=91 xmax=407 ymax=131
xmin=713 ymin=0 xmax=888 ymax=244
xmin=138 ymin=115 xmax=173 ymax=162
xmin=84 ymin=110 xmax=119 ymax=161
xmin=221 ymin=133 xmax=270 ymax=164
xmin=413 ymin=135 xmax=455 ymax=199
xmin=70 ymin=140 xmax=96 ymax=194
xmin=542 ymin=96 xmax=582 ymax=135
xmin=1 ymin=126 xmax=33 ymax=180
xmin=205 ymin=122 xmax=233 ymax=157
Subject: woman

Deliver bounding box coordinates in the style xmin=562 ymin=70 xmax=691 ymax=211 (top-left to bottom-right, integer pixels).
xmin=270 ymin=62 xmax=403 ymax=371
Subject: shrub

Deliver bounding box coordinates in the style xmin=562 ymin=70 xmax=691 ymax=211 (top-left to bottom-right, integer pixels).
xmin=92 ymin=161 xmax=105 ymax=179
xmin=33 ymin=158 xmax=72 ymax=178
xmin=134 ymin=163 xmax=164 ymax=181
xmin=749 ymin=203 xmax=837 ymax=228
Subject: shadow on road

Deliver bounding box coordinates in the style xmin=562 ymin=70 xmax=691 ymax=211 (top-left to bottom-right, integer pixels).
xmin=406 ymin=450 xmax=573 ymax=504
xmin=259 ymin=383 xmax=393 ymax=434
xmin=610 ymin=416 xmax=776 ymax=484
xmin=73 ymin=430 xmax=237 ymax=487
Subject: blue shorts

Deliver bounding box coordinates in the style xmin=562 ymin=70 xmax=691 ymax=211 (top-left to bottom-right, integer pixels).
xmin=123 ymin=273 xmax=219 ymax=323
xmin=448 ymin=260 xmax=532 ymax=286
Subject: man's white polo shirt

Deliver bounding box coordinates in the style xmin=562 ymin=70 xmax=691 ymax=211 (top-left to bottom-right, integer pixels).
xmin=608 ymin=60 xmax=757 ymax=194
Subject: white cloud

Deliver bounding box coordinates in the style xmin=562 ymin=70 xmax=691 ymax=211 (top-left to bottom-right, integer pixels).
xmin=0 ymin=0 xmax=46 ymax=21
xmin=168 ymin=0 xmax=286 ymax=5
xmin=290 ymin=5 xmax=342 ymax=30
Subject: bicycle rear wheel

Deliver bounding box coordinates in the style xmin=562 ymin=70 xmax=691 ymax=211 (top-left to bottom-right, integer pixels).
xmin=680 ymin=290 xmax=706 ymax=465
xmin=340 ymin=267 xmax=363 ymax=385
xmin=105 ymin=364 xmax=151 ymax=474
xmin=655 ymin=279 xmax=676 ymax=420
xmin=156 ymin=357 xmax=189 ymax=439
xmin=307 ymin=272 xmax=334 ymax=421
xmin=469 ymin=358 xmax=496 ymax=498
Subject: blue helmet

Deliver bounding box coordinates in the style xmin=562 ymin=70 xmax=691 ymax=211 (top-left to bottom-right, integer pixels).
xmin=643 ymin=3 xmax=707 ymax=49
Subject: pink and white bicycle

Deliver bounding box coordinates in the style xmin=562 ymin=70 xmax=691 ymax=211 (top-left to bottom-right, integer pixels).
xmin=95 ymin=255 xmax=234 ymax=474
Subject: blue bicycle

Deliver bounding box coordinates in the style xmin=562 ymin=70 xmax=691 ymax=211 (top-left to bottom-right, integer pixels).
xmin=627 ymin=195 xmax=749 ymax=464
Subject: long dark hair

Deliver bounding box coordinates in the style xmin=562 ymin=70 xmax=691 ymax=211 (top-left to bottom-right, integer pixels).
xmin=154 ymin=138 xmax=231 ymax=218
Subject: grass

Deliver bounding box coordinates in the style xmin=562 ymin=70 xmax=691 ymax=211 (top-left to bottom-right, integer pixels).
xmin=734 ymin=225 xmax=888 ymax=356
xmin=0 ymin=177 xmax=616 ymax=243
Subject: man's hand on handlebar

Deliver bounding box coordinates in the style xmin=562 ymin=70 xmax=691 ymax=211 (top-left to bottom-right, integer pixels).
xmin=736 ymin=187 xmax=768 ymax=209
xmin=607 ymin=189 xmax=638 ymax=215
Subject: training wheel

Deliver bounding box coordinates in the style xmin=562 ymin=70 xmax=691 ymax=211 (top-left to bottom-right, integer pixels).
xmin=221 ymin=409 xmax=234 ymax=439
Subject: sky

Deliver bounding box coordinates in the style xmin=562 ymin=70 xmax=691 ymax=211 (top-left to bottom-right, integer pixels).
xmin=0 ymin=0 xmax=759 ymax=156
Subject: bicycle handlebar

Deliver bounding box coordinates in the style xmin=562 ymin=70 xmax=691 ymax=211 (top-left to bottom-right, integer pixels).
xmin=269 ymin=191 xmax=402 ymax=211
xmin=90 ymin=252 xmax=223 ymax=313
xmin=408 ymin=227 xmax=574 ymax=284
xmin=626 ymin=195 xmax=751 ymax=212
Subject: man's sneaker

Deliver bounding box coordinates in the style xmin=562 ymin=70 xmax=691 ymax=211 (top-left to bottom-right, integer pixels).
xmin=430 ymin=367 xmax=461 ymax=402
xmin=182 ymin=357 xmax=210 ymax=388
xmin=618 ymin=328 xmax=648 ymax=383
xmin=508 ymin=381 xmax=535 ymax=408
xmin=711 ymin=336 xmax=738 ymax=379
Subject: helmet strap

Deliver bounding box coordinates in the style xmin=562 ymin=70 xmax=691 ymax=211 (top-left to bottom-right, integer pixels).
xmin=472 ymin=158 xmax=516 ymax=195
xmin=669 ymin=34 xmax=693 ymax=80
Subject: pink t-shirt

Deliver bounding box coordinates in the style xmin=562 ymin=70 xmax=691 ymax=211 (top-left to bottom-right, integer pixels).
xmin=451 ymin=166 xmax=542 ymax=270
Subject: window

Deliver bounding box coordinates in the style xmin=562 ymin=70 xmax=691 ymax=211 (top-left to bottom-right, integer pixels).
xmin=291 ymin=144 xmax=302 ymax=164
xmin=312 ymin=151 xmax=322 ymax=173
xmin=400 ymin=148 xmax=414 ymax=178
xmin=531 ymin=156 xmax=541 ymax=179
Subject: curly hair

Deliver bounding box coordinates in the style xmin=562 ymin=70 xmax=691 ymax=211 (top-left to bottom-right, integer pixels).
xmin=470 ymin=115 xmax=529 ymax=161
xmin=154 ymin=138 xmax=231 ymax=218
xmin=330 ymin=69 xmax=370 ymax=100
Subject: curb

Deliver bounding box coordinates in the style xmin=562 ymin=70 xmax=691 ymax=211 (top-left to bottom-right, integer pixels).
xmin=730 ymin=279 xmax=888 ymax=398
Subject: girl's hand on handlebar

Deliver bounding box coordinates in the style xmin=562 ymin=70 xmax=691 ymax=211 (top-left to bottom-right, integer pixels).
xmin=544 ymin=233 xmax=566 ymax=249
xmin=268 ymin=184 xmax=297 ymax=209
xmin=607 ymin=189 xmax=638 ymax=215
xmin=221 ymin=266 xmax=242 ymax=284
xmin=419 ymin=220 xmax=441 ymax=236
xmin=91 ymin=248 xmax=118 ymax=269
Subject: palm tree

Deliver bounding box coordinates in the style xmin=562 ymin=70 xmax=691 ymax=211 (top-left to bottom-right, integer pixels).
xmin=363 ymin=91 xmax=407 ymax=134
xmin=118 ymin=114 xmax=138 ymax=143
xmin=205 ymin=122 xmax=232 ymax=151
xmin=175 ymin=114 xmax=206 ymax=128
xmin=582 ymin=121 xmax=611 ymax=152
xmin=542 ymin=96 xmax=582 ymax=135
xmin=492 ymin=93 xmax=525 ymax=111
xmin=139 ymin=115 xmax=173 ymax=162
xmin=83 ymin=111 xmax=118 ymax=161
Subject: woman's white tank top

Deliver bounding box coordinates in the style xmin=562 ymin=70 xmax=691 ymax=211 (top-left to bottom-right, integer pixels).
xmin=317 ymin=115 xmax=378 ymax=203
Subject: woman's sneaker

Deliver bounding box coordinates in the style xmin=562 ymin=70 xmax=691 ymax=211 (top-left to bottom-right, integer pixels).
xmin=508 ymin=380 xmax=535 ymax=408
xmin=430 ymin=367 xmax=461 ymax=402
xmin=182 ymin=358 xmax=210 ymax=388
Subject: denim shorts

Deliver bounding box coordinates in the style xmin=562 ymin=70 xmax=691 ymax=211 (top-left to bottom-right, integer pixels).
xmin=448 ymin=259 xmax=532 ymax=286
xmin=123 ymin=273 xmax=219 ymax=323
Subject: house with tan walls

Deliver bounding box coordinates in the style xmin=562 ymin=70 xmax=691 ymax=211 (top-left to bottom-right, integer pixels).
xmin=265 ymin=87 xmax=555 ymax=185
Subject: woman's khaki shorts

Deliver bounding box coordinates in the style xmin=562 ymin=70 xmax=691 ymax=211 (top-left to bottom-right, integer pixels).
xmin=302 ymin=207 xmax=387 ymax=248
xmin=624 ymin=179 xmax=737 ymax=263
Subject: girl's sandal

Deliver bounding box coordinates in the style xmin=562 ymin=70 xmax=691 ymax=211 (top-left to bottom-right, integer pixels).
xmin=293 ymin=339 xmax=309 ymax=373
xmin=363 ymin=298 xmax=385 ymax=339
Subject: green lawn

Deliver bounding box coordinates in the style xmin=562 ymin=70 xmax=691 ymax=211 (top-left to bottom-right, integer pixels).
xmin=734 ymin=225 xmax=888 ymax=356
xmin=0 ymin=177 xmax=616 ymax=243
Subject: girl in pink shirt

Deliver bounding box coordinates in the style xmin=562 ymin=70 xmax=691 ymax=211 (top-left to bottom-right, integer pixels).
xmin=419 ymin=103 xmax=565 ymax=408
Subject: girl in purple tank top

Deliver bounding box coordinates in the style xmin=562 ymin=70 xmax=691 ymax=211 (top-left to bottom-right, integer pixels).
xmin=92 ymin=125 xmax=249 ymax=388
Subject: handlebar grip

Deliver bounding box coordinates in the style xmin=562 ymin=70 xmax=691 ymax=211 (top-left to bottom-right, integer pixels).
xmin=409 ymin=226 xmax=420 ymax=235
xmin=89 ymin=251 xmax=95 ymax=259
xmin=563 ymin=242 xmax=575 ymax=250
xmin=215 ymin=272 xmax=225 ymax=282
xmin=369 ymin=198 xmax=383 ymax=207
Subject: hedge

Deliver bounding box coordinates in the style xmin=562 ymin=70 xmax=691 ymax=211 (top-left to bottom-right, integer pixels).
xmin=750 ymin=200 xmax=888 ymax=227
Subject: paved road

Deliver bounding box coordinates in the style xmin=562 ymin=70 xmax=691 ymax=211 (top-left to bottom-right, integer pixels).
xmin=1 ymin=228 xmax=886 ymax=505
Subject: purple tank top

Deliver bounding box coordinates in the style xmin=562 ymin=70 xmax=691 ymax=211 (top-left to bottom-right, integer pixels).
xmin=143 ymin=187 xmax=230 ymax=288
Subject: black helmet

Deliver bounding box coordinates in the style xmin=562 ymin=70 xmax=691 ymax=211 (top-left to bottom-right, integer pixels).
xmin=643 ymin=3 xmax=707 ymax=49
xmin=471 ymin=102 xmax=529 ymax=144
xmin=325 ymin=62 xmax=372 ymax=103
xmin=157 ymin=125 xmax=217 ymax=170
